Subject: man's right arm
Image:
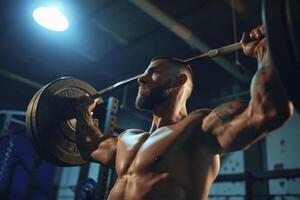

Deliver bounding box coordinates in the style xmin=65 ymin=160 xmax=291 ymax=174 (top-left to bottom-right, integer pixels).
xmin=75 ymin=95 xmax=118 ymax=167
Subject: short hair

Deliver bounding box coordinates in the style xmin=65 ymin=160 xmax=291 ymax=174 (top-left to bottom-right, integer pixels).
xmin=150 ymin=56 xmax=195 ymax=85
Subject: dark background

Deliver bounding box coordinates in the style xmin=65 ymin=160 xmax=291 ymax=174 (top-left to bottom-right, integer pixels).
xmin=1 ymin=1 xmax=300 ymax=200
xmin=0 ymin=0 xmax=262 ymax=129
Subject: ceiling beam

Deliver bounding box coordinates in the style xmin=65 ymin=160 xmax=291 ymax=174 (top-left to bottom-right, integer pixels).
xmin=130 ymin=0 xmax=250 ymax=82
xmin=0 ymin=69 xmax=42 ymax=89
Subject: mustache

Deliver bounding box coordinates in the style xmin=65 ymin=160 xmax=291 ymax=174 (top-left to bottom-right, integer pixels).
xmin=138 ymin=81 xmax=172 ymax=91
xmin=138 ymin=85 xmax=151 ymax=90
xmin=139 ymin=86 xmax=148 ymax=89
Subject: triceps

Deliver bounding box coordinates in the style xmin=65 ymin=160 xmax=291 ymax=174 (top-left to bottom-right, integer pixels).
xmin=203 ymin=101 xmax=250 ymax=153
xmin=213 ymin=101 xmax=248 ymax=123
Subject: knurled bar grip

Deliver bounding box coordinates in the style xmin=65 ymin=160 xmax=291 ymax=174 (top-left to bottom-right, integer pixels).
xmin=184 ymin=42 xmax=242 ymax=62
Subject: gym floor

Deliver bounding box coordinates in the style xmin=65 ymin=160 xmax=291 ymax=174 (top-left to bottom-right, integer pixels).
xmin=0 ymin=0 xmax=299 ymax=200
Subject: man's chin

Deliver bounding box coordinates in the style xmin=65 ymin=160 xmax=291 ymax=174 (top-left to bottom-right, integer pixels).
xmin=135 ymin=96 xmax=153 ymax=111
xmin=136 ymin=106 xmax=153 ymax=112
xmin=135 ymin=101 xmax=152 ymax=111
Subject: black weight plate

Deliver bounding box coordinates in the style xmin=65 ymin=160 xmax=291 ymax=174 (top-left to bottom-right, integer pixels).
xmin=285 ymin=0 xmax=300 ymax=68
xmin=30 ymin=85 xmax=68 ymax=165
xmin=26 ymin=86 xmax=58 ymax=163
xmin=27 ymin=85 xmax=69 ymax=165
xmin=262 ymin=0 xmax=300 ymax=112
xmin=26 ymin=86 xmax=44 ymax=152
xmin=31 ymin=77 xmax=98 ymax=166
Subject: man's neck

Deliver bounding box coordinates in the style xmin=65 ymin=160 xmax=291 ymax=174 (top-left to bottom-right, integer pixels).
xmin=149 ymin=98 xmax=187 ymax=133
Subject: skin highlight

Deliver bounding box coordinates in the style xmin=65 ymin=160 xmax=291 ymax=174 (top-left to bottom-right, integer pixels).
xmin=75 ymin=26 xmax=293 ymax=200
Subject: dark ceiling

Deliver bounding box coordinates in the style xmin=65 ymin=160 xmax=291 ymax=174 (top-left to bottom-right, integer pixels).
xmin=0 ymin=0 xmax=262 ymax=129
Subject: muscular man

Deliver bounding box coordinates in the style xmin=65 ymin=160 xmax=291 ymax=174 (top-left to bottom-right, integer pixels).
xmin=75 ymin=26 xmax=293 ymax=200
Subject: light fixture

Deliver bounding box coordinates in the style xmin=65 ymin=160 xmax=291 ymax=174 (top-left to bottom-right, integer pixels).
xmin=32 ymin=6 xmax=69 ymax=32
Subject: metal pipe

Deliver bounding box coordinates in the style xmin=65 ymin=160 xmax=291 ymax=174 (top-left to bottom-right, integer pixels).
xmin=129 ymin=0 xmax=250 ymax=82
xmin=0 ymin=69 xmax=43 ymax=89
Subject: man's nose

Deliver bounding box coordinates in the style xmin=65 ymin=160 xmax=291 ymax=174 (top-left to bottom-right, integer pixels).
xmin=137 ymin=73 xmax=148 ymax=84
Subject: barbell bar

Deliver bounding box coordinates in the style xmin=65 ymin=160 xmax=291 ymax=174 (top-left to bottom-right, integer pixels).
xmin=91 ymin=42 xmax=243 ymax=100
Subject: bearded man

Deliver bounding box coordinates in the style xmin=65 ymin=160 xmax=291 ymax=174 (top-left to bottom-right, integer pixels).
xmin=75 ymin=26 xmax=293 ymax=200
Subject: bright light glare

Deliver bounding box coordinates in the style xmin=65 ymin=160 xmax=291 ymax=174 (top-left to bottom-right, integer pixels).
xmin=33 ymin=6 xmax=69 ymax=32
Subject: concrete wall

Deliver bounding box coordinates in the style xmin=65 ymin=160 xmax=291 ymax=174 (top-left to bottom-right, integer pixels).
xmin=209 ymin=151 xmax=245 ymax=200
xmin=266 ymin=111 xmax=300 ymax=199
xmin=209 ymin=111 xmax=300 ymax=200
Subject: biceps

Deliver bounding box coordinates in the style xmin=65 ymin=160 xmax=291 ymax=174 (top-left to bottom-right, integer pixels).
xmin=90 ymin=136 xmax=117 ymax=166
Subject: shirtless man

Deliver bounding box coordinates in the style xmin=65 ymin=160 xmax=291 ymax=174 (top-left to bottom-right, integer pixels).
xmin=75 ymin=26 xmax=294 ymax=200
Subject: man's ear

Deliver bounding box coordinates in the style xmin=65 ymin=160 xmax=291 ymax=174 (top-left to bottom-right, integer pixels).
xmin=172 ymin=73 xmax=187 ymax=88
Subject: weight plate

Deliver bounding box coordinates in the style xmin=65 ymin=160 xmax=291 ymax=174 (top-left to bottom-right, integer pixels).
xmin=26 ymin=77 xmax=98 ymax=166
xmin=26 ymin=86 xmax=61 ymax=164
xmin=262 ymin=0 xmax=300 ymax=112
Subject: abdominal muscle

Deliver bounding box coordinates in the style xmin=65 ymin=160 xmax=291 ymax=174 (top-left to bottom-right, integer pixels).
xmin=108 ymin=172 xmax=190 ymax=200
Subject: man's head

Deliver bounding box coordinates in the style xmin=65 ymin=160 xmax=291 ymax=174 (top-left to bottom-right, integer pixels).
xmin=135 ymin=57 xmax=194 ymax=111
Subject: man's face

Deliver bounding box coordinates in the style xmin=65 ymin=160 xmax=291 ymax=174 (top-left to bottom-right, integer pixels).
xmin=135 ymin=60 xmax=176 ymax=111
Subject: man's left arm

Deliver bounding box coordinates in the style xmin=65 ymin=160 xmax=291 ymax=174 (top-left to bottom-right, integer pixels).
xmin=202 ymin=26 xmax=294 ymax=155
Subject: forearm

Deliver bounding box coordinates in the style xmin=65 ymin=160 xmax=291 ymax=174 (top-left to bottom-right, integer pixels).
xmin=75 ymin=95 xmax=117 ymax=165
xmin=249 ymin=52 xmax=293 ymax=130
xmin=204 ymin=27 xmax=294 ymax=155
xmin=75 ymin=116 xmax=104 ymax=160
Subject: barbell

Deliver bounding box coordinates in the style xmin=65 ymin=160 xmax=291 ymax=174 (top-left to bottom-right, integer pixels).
xmin=25 ymin=42 xmax=242 ymax=166
xmin=25 ymin=0 xmax=300 ymax=166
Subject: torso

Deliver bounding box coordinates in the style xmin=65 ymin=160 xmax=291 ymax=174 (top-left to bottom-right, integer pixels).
xmin=108 ymin=109 xmax=220 ymax=200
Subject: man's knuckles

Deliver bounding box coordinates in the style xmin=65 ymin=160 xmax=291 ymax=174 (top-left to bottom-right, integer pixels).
xmin=249 ymin=26 xmax=265 ymax=40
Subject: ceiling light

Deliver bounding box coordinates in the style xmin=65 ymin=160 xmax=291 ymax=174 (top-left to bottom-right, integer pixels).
xmin=33 ymin=6 xmax=69 ymax=32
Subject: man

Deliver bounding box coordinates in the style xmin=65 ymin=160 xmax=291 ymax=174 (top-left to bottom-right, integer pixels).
xmin=75 ymin=26 xmax=293 ymax=200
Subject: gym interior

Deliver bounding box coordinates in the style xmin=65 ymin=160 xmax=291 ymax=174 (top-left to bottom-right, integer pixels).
xmin=0 ymin=0 xmax=299 ymax=200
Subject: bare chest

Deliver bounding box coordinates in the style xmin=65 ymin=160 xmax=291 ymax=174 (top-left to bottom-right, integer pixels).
xmin=115 ymin=114 xmax=205 ymax=176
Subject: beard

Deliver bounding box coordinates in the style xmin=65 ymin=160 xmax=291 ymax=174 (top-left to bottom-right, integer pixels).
xmin=135 ymin=81 xmax=172 ymax=111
